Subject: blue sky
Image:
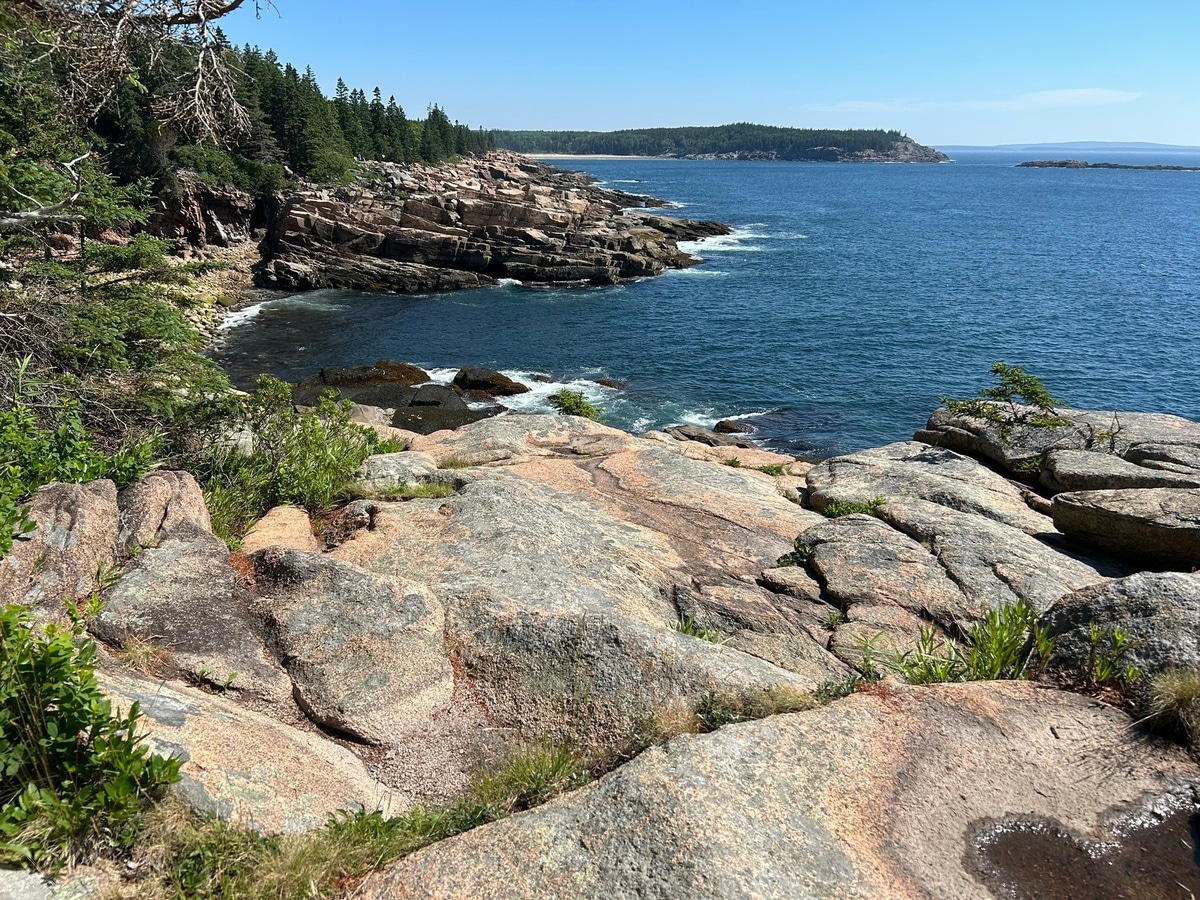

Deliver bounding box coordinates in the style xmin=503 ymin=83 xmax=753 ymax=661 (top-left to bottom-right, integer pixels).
xmin=219 ymin=0 xmax=1200 ymax=146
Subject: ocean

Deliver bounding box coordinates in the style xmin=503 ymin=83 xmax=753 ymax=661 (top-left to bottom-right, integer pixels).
xmin=210 ymin=150 xmax=1200 ymax=458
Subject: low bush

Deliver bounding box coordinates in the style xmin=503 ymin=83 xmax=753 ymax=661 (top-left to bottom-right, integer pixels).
xmin=776 ymin=538 xmax=816 ymax=568
xmin=199 ymin=377 xmax=400 ymax=545
xmin=755 ymin=463 xmax=786 ymax=476
xmin=822 ymin=497 xmax=885 ymax=518
xmin=0 ymin=603 xmax=181 ymax=871
xmin=547 ymin=389 xmax=602 ymax=421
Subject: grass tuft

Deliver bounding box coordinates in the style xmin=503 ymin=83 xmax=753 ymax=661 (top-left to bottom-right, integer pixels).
xmin=755 ymin=463 xmax=786 ymax=476
xmin=822 ymin=497 xmax=886 ymax=518
xmin=672 ymin=617 xmax=729 ymax=644
xmin=1142 ymin=669 xmax=1200 ymax=747
xmin=379 ymin=482 xmax=456 ymax=500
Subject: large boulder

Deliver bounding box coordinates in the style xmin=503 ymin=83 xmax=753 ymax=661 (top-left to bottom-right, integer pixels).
xmin=99 ymin=671 xmax=395 ymax=832
xmin=451 ymin=366 xmax=529 ymax=397
xmin=1051 ymin=487 xmax=1200 ymax=568
xmin=806 ymin=441 xmax=1050 ymax=534
xmin=116 ymin=470 xmax=211 ymax=552
xmin=240 ymin=505 xmax=321 ymax=555
xmin=250 ymin=548 xmax=453 ymax=744
xmin=0 ymin=481 xmax=118 ymax=611
xmin=92 ymin=530 xmax=290 ymax=702
xmin=1040 ymin=571 xmax=1200 ymax=674
xmin=351 ymin=451 xmax=452 ymax=494
xmin=362 ymin=681 xmax=1199 ymax=899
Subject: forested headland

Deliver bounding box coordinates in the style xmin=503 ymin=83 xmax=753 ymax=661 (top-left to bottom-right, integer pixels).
xmin=490 ymin=124 xmax=947 ymax=161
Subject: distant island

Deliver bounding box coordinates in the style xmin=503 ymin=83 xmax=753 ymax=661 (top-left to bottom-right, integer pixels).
xmin=491 ymin=124 xmax=949 ymax=162
xmin=1017 ymin=159 xmax=1200 ymax=171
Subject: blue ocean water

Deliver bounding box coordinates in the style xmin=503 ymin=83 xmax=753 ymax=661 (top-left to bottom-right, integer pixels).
xmin=211 ymin=151 xmax=1200 ymax=457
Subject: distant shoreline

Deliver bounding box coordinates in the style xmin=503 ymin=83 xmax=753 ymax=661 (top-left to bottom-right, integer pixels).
xmin=531 ymin=154 xmax=664 ymax=160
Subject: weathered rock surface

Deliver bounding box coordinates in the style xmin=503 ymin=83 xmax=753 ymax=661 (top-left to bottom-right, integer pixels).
xmin=351 ymin=450 xmax=453 ymax=494
xmin=879 ymin=498 xmax=1111 ymax=618
xmin=363 ymin=681 xmax=1198 ymax=899
xmin=147 ymin=172 xmax=259 ymax=249
xmin=1040 ymin=448 xmax=1200 ymax=492
xmin=240 ymin=505 xmax=321 ymax=555
xmin=664 ymin=424 xmax=755 ymax=449
xmin=92 ymin=529 xmax=290 ymax=702
xmin=0 ymin=481 xmax=118 ymax=611
xmin=250 ymin=548 xmax=452 ymax=744
xmin=1052 ymin=487 xmax=1200 ymax=567
xmin=917 ymin=406 xmax=1200 ymax=478
xmin=99 ymin=671 xmax=394 ymax=832
xmin=258 ymin=151 xmax=730 ymax=293
xmin=1041 ymin=571 xmax=1200 ymax=674
xmin=116 ymin=469 xmax=212 ymax=552
xmin=806 ymin=441 xmax=1049 ymax=533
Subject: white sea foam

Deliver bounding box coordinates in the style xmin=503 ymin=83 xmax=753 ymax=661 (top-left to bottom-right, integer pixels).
xmin=218 ymin=301 xmax=269 ymax=331
xmin=664 ymin=267 xmax=729 ymax=277
xmin=496 ymin=278 xmax=524 ymax=287
xmin=678 ymin=229 xmax=765 ymax=255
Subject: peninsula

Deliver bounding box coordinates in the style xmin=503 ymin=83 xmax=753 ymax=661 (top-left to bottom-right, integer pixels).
xmin=1017 ymin=159 xmax=1200 ymax=171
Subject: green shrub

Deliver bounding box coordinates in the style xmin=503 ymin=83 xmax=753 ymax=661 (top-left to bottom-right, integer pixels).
xmin=380 ymin=482 xmax=456 ymax=501
xmin=0 ymin=398 xmax=157 ymax=556
xmin=941 ymin=362 xmax=1072 ymax=442
xmin=0 ymin=603 xmax=181 ymax=871
xmin=547 ymin=389 xmax=602 ymax=421
xmin=822 ymin=497 xmax=885 ymax=518
xmin=672 ymin=617 xmax=728 ymax=644
xmin=756 ymin=463 xmax=786 ymax=476
xmin=776 ymin=538 xmax=816 ymax=568
xmin=883 ymin=599 xmax=1054 ymax=684
xmin=200 ymin=377 xmax=400 ymax=544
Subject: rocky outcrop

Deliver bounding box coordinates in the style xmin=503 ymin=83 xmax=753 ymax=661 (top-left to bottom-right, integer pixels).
xmin=363 ymin=681 xmax=1198 ymax=900
xmin=257 ymin=151 xmax=731 ymax=293
xmin=146 ymin=172 xmax=261 ymax=250
xmin=1041 ymin=571 xmax=1200 ymax=675
xmin=115 ymin=469 xmax=212 ymax=552
xmin=1051 ymin=487 xmax=1200 ymax=567
xmin=450 ymin=366 xmax=529 ymax=397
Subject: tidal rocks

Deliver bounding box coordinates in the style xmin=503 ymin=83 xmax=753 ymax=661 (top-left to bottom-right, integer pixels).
xmin=1040 ymin=571 xmax=1200 ymax=675
xmin=258 ymin=151 xmax=730 ymax=293
xmin=363 ymin=681 xmax=1198 ymax=900
xmin=450 ymin=366 xmax=530 ymax=397
xmin=664 ymin=423 xmax=756 ymax=448
xmin=1051 ymin=487 xmax=1200 ymax=567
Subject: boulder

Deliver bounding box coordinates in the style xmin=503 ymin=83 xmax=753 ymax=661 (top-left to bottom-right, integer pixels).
xmin=1125 ymin=442 xmax=1200 ymax=475
xmin=92 ymin=530 xmax=290 ymax=702
xmin=240 ymin=505 xmax=321 ymax=555
xmin=99 ymin=671 xmax=395 ymax=832
xmin=250 ymin=548 xmax=452 ymax=744
xmin=1040 ymin=449 xmax=1200 ymax=493
xmin=451 ymin=366 xmax=530 ymax=397
xmin=806 ymin=441 xmax=1050 ymax=534
xmin=665 ymin=424 xmax=755 ymax=448
xmin=1040 ymin=571 xmax=1200 ymax=675
xmin=714 ymin=419 xmax=754 ymax=435
xmin=878 ymin=498 xmax=1112 ymax=619
xmin=116 ymin=470 xmax=212 ymax=552
xmin=363 ymin=682 xmax=1199 ymax=899
xmin=1051 ymin=487 xmax=1200 ymax=568
xmin=351 ymin=451 xmax=452 ymax=494
xmin=0 ymin=480 xmax=118 ymax=611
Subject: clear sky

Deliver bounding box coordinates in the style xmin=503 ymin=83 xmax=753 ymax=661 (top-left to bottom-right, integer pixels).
xmin=217 ymin=0 xmax=1200 ymax=147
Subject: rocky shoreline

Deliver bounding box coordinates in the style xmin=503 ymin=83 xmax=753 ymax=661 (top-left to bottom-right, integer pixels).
xmin=1017 ymin=159 xmax=1200 ymax=171
xmin=255 ymin=151 xmax=731 ymax=294
xmin=4 ymin=396 xmax=1200 ymax=896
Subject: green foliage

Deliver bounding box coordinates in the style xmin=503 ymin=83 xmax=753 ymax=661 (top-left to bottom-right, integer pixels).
xmin=755 ymin=463 xmax=786 ymax=476
xmin=941 ymin=362 xmax=1073 ymax=443
xmin=0 ymin=604 xmax=181 ymax=870
xmin=200 ymin=377 xmax=399 ymax=544
xmin=672 ymin=617 xmax=729 ymax=645
xmin=172 ymin=144 xmax=286 ymax=194
xmin=0 ymin=397 xmax=156 ymax=556
xmin=721 ymin=456 xmax=743 ymax=468
xmin=1083 ymin=622 xmax=1140 ymax=690
xmin=693 ymin=686 xmax=816 ymax=732
xmin=822 ymin=497 xmax=886 ymax=518
xmin=436 ymin=454 xmax=474 ymax=470
xmin=881 ymin=599 xmax=1054 ymax=684
xmin=547 ymin=389 xmax=603 ymax=421
xmin=776 ymin=538 xmax=816 ymax=568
